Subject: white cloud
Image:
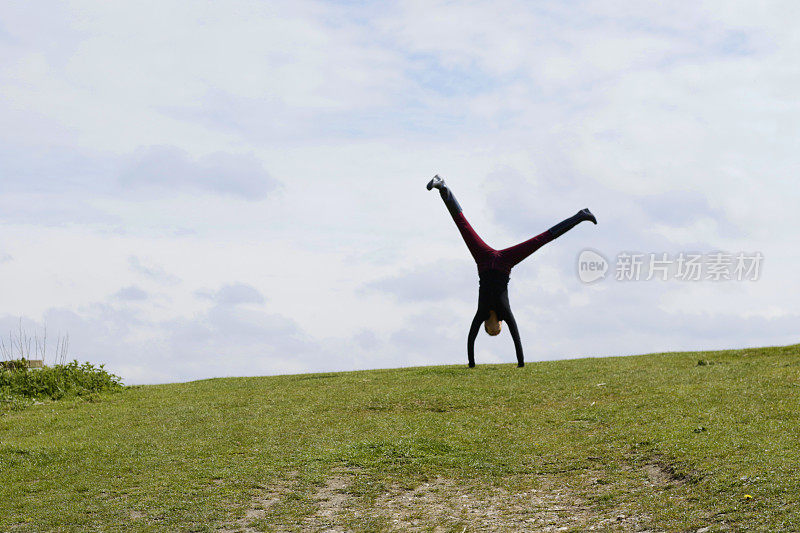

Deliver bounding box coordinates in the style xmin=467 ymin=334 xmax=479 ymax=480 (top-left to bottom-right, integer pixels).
xmin=113 ymin=286 xmax=148 ymax=301
xmin=196 ymin=283 xmax=266 ymax=306
xmin=128 ymin=256 xmax=180 ymax=285
xmin=362 ymin=259 xmax=475 ymax=304
xmin=0 ymin=0 xmax=797 ymax=383
xmin=121 ymin=146 xmax=279 ymax=199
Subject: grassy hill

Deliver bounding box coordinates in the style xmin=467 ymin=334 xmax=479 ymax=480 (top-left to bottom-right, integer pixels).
xmin=2 ymin=344 xmax=800 ymax=532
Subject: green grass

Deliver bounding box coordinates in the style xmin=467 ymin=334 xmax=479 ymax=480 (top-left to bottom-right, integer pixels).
xmin=2 ymin=344 xmax=799 ymax=531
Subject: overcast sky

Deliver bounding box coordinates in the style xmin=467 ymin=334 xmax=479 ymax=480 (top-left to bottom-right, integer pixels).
xmin=1 ymin=1 xmax=798 ymax=384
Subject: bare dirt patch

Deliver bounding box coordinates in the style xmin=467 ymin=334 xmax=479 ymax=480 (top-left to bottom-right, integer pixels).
xmin=370 ymin=476 xmax=654 ymax=532
xmin=312 ymin=474 xmax=352 ymax=522
xmin=242 ymin=491 xmax=283 ymax=522
xmin=643 ymin=462 xmax=686 ymax=487
xmin=218 ymin=474 xmax=295 ymax=533
xmin=223 ymin=469 xmax=661 ymax=532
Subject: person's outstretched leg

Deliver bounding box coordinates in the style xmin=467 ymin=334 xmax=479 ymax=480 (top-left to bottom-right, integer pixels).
xmin=549 ymin=208 xmax=597 ymax=238
xmin=498 ymin=208 xmax=597 ymax=269
xmin=427 ymin=175 xmax=495 ymax=266
xmin=467 ymin=309 xmax=485 ymax=368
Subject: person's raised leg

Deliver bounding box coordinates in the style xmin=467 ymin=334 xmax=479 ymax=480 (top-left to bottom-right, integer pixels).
xmin=498 ymin=208 xmax=597 ymax=269
xmin=549 ymin=208 xmax=597 ymax=238
xmin=427 ymin=175 xmax=494 ymax=265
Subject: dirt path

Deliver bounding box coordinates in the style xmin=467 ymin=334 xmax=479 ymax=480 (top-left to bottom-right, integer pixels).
xmin=222 ymin=468 xmax=667 ymax=532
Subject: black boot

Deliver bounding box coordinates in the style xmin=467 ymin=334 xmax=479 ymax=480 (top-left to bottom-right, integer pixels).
xmin=427 ymin=175 xmax=462 ymax=217
xmin=580 ymin=208 xmax=597 ymax=224
xmin=426 ymin=175 xmax=445 ymax=190
xmin=547 ymin=208 xmax=597 ymax=239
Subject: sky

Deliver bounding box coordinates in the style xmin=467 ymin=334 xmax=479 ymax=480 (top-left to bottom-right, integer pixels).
xmin=1 ymin=1 xmax=798 ymax=384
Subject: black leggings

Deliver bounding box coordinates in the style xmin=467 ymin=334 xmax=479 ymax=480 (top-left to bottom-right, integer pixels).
xmin=467 ymin=289 xmax=524 ymax=368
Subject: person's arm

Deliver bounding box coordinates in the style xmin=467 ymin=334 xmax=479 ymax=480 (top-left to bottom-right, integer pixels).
xmin=467 ymin=310 xmax=483 ymax=368
xmin=498 ymin=291 xmax=524 ymax=367
xmin=504 ymin=310 xmax=525 ymax=367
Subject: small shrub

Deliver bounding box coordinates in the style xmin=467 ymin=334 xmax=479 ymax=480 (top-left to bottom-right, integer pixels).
xmin=0 ymin=359 xmax=29 ymax=372
xmin=0 ymin=360 xmax=123 ymax=401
